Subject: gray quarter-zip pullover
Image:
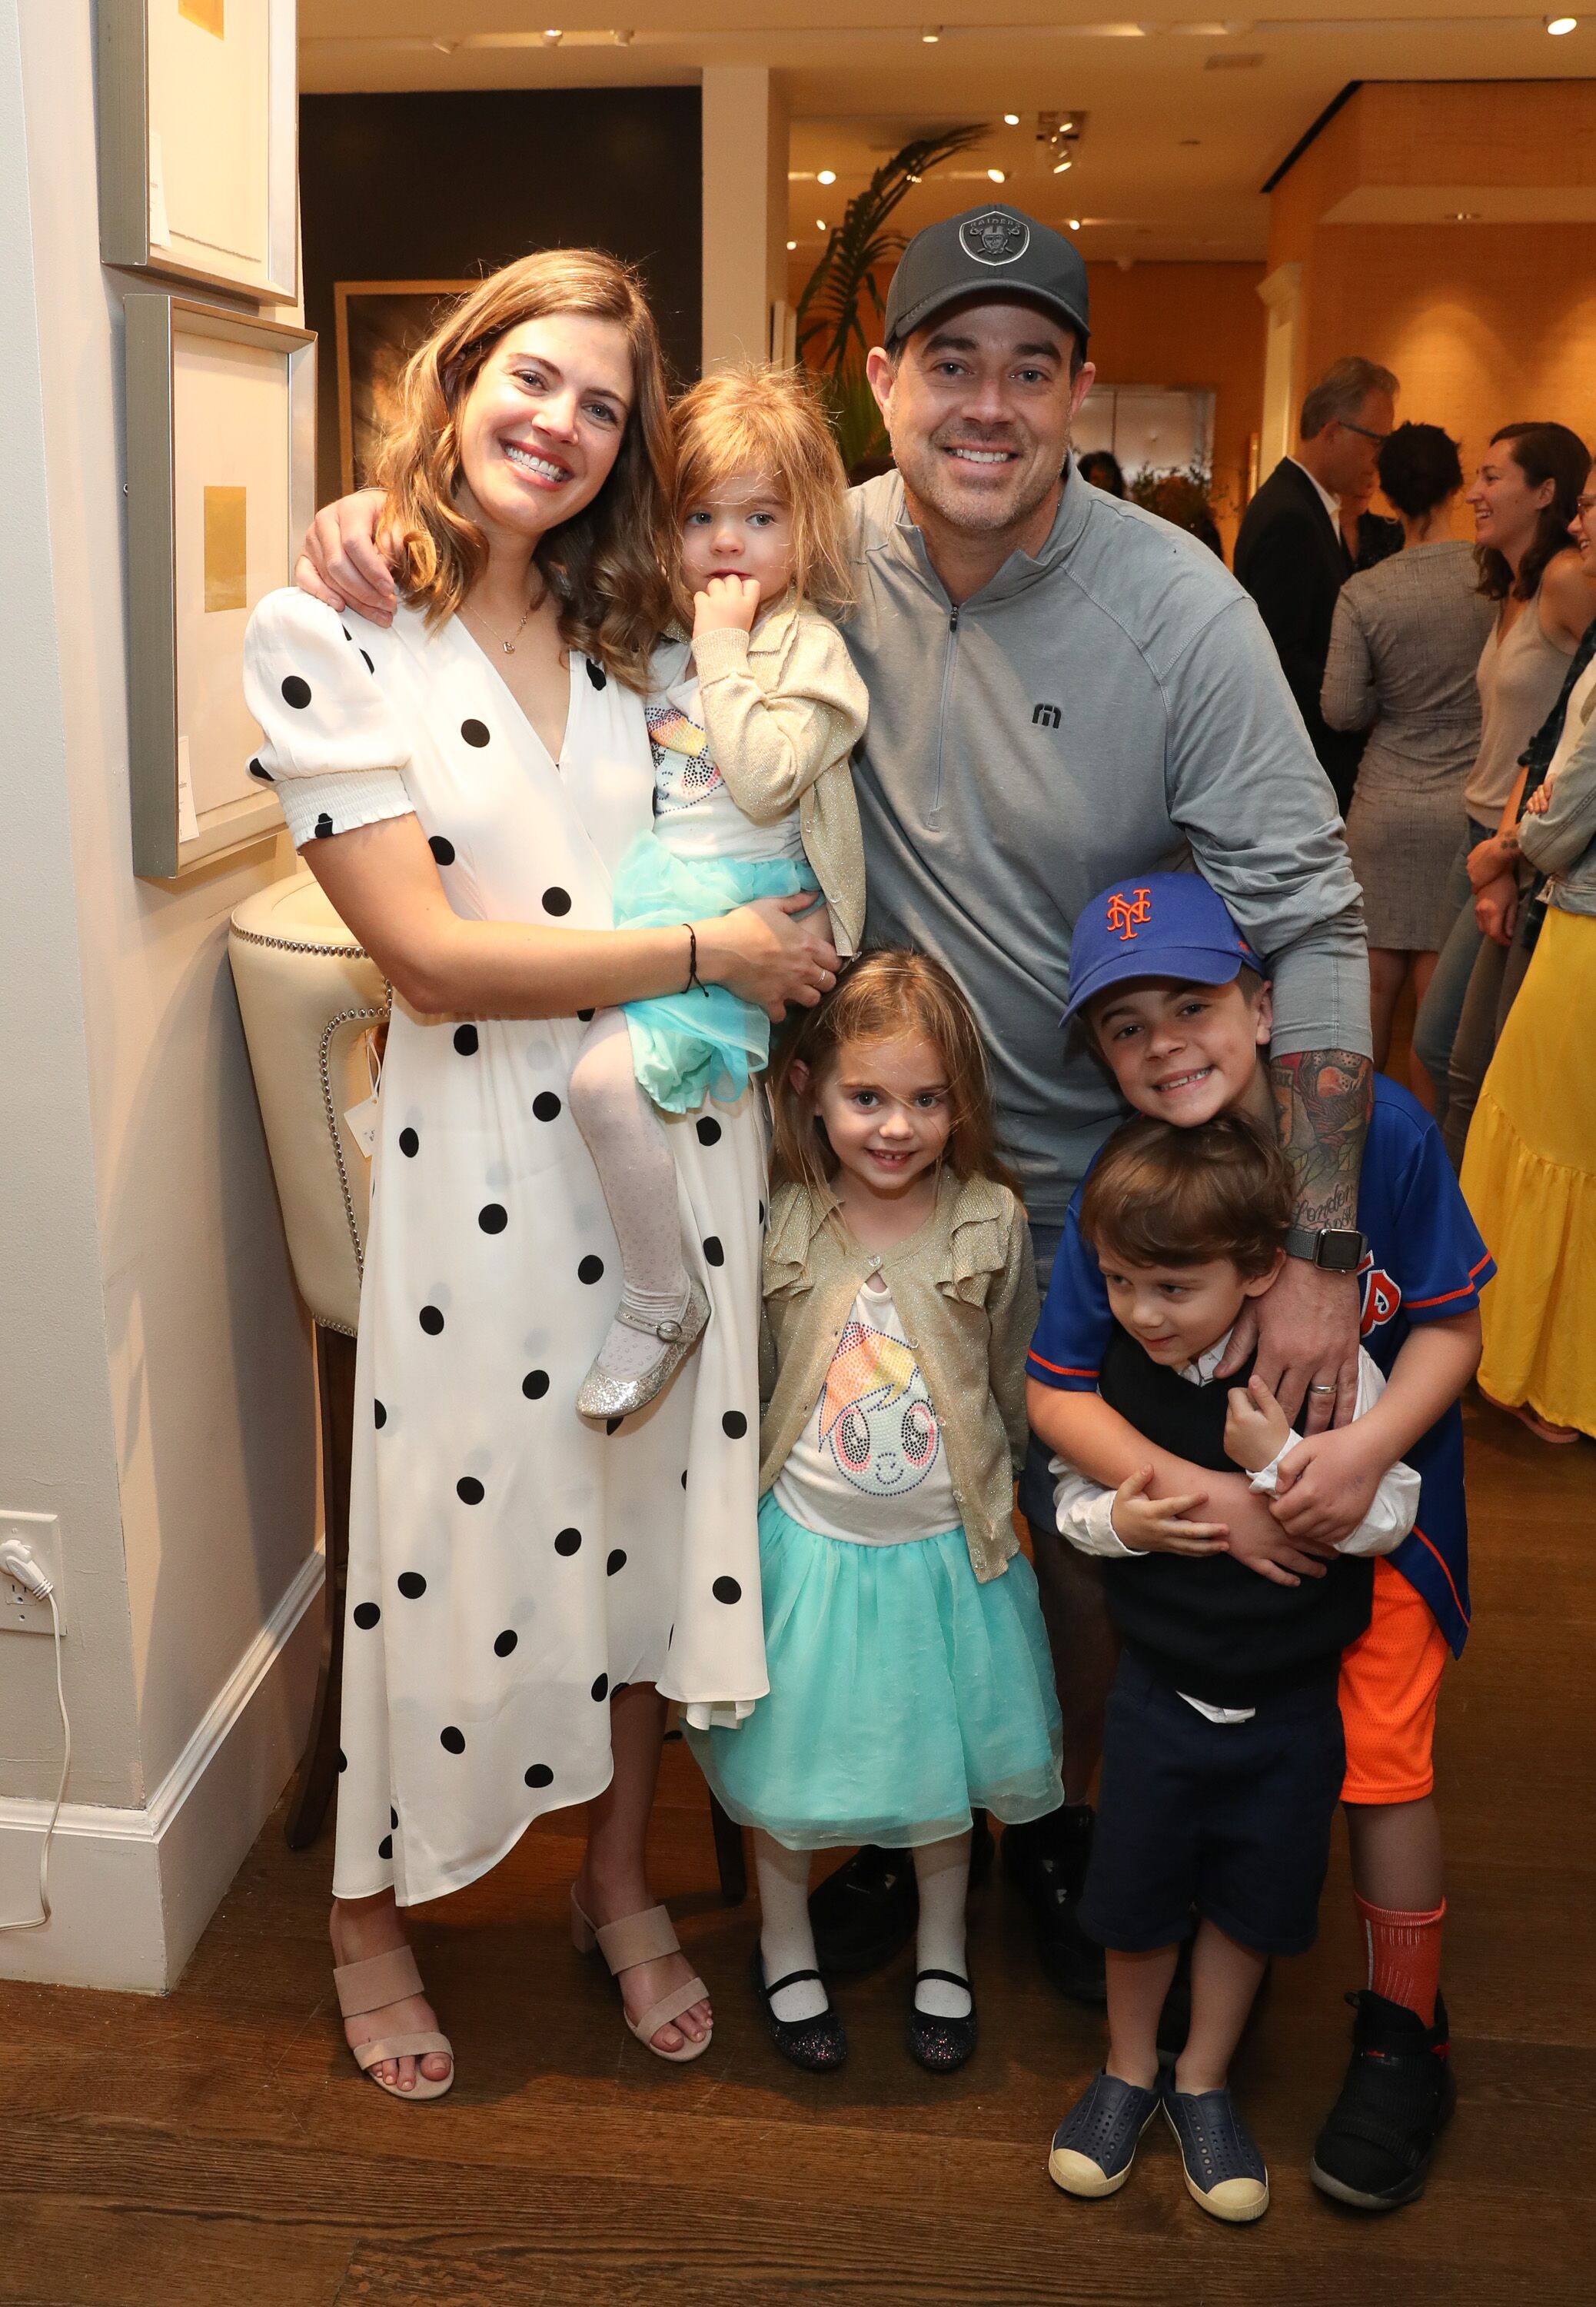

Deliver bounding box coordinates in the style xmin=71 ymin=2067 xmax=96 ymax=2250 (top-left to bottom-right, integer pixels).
xmin=839 ymin=464 xmax=1370 ymax=1233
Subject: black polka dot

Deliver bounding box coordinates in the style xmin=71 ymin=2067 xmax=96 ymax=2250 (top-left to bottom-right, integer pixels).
xmin=391 ymin=1807 xmax=399 ymax=1828
xmin=696 ymin=1117 xmax=722 ymax=1146
xmin=377 ymin=1833 xmax=393 ymax=1859
xmin=607 ymin=1549 xmax=627 ymax=1576
xmin=713 ymin=1576 xmax=743 ymax=1606
xmin=247 ymin=756 xmax=272 ymax=783
xmin=440 ymin=1726 xmax=466 ymax=1754
xmin=478 ymin=1203 xmax=508 ymax=1233
xmin=542 ymin=886 xmax=572 ymax=917
xmin=591 ymin=1673 xmax=609 ymax=1703
xmin=605 ymin=1416 xmax=623 ymax=1436
xmin=758 ymin=1200 xmax=767 ymax=1227
xmin=397 ymin=1572 xmax=427 ymax=1600
xmin=722 ymin=1410 xmax=748 ymax=1440
xmin=342 ymin=627 xmax=352 ymax=642
xmin=532 ymin=1091 xmax=562 ymax=1123
xmin=281 ymin=674 xmax=311 ymax=710
xmin=428 ymin=834 xmax=456 ymax=867
xmin=361 ymin=650 xmax=374 ymax=674
xmin=523 ymin=1369 xmax=550 ymax=1400
xmin=702 ymin=1235 xmax=724 ymax=1267
xmin=352 ymin=1602 xmax=380 ymax=1630
xmin=457 ymin=1476 xmax=485 ymax=1506
xmin=461 ymin=718 xmax=490 ymax=748
xmin=577 ymin=1254 xmax=605 ymax=1285
xmin=453 ymin=1024 xmax=479 ymax=1056
xmin=554 ymin=1526 xmax=582 ymax=1556
xmin=680 ymin=1470 xmax=688 ymax=1488
xmin=494 ymin=1629 xmax=518 ymax=1657
xmin=314 ymin=813 xmax=334 ymax=840
xmin=585 ymin=658 xmax=607 ymax=691
xmin=577 ymin=1007 xmax=596 ymax=1023
xmin=420 ymin=1305 xmax=444 ymax=1336
xmin=337 ymin=1749 xmax=347 ymax=1773
xmin=399 ymin=1127 xmax=419 ymax=1157
xmin=525 ymin=1763 xmax=554 ymax=1789
xmin=374 ymin=1400 xmax=387 ymax=1428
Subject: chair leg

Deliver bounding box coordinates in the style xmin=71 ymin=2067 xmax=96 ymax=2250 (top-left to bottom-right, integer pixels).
xmin=709 ymin=1789 xmax=748 ymax=1906
xmin=284 ymin=1325 xmax=358 ymax=1851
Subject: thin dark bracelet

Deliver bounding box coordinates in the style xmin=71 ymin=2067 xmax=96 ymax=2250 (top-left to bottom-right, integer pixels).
xmin=684 ymin=924 xmax=700 ymax=994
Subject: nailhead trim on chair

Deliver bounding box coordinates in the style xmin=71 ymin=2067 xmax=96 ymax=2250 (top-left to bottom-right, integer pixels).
xmin=230 ymin=925 xmax=376 ymax=961
xmin=318 ymin=1003 xmax=391 ymax=1320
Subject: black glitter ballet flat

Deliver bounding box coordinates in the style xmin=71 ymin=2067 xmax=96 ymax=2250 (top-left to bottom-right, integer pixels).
xmin=906 ymin=1969 xmax=978 ymax=2073
xmin=749 ymin=1946 xmax=847 ymax=2072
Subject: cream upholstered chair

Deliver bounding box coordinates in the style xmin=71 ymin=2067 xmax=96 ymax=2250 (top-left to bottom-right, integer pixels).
xmin=229 ymin=869 xmax=388 ymax=1849
xmin=228 ymin=870 xmax=749 ymax=1898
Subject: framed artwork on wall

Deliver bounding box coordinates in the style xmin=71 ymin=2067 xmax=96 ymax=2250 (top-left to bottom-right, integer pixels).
xmin=98 ymin=0 xmax=298 ymax=304
xmin=125 ymin=292 xmax=315 ymax=882
xmin=334 ymin=281 xmax=474 ymax=492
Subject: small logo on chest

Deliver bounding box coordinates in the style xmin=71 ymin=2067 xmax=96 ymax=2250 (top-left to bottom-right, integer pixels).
xmin=1032 ymin=701 xmax=1062 ymax=729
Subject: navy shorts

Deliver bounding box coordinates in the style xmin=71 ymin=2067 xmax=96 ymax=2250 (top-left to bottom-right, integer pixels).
xmin=1079 ymin=1650 xmax=1346 ymax=1959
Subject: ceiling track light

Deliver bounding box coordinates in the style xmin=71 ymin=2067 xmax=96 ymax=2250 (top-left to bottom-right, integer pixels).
xmin=987 ymin=167 xmax=1006 ymax=182
xmin=1003 ymin=112 xmax=1020 ymax=125
xmin=543 ymin=27 xmax=563 ymax=45
xmin=922 ymin=26 xmax=941 ymax=41
xmin=817 ymin=168 xmax=836 ymax=184
xmin=1545 ymin=11 xmax=1578 ymax=28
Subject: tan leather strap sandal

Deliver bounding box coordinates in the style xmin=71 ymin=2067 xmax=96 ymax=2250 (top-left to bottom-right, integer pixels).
xmin=570 ymin=1891 xmax=713 ymax=2063
xmin=333 ymin=1945 xmax=454 ymax=2101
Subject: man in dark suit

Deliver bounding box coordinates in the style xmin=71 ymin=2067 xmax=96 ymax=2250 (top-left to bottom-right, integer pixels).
xmin=1235 ymin=357 xmax=1399 ymax=813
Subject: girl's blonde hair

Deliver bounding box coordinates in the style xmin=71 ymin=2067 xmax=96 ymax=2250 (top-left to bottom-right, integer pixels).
xmin=374 ymin=249 xmax=675 ymax=689
xmin=670 ymin=364 xmax=853 ymax=626
xmin=769 ymin=949 xmax=1021 ymax=1200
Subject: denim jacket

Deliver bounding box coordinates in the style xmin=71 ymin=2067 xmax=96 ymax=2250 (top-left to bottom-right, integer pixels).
xmin=758 ymin=1169 xmax=1039 ymax=1580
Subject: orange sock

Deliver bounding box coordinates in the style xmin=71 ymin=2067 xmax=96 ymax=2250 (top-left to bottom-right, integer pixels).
xmin=1354 ymin=1894 xmax=1445 ymax=2026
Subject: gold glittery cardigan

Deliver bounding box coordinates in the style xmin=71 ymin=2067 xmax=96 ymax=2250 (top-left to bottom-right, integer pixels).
xmin=757 ymin=1169 xmax=1040 ymax=1580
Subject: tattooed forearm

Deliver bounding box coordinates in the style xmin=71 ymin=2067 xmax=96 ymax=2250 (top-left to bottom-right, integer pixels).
xmin=1271 ymin=1048 xmax=1372 ymax=1230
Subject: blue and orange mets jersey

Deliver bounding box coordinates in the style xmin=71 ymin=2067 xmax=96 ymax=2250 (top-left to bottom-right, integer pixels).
xmin=1026 ymin=1077 xmax=1493 ymax=1656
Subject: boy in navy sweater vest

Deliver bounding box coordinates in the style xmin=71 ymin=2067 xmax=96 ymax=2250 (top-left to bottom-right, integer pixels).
xmin=1028 ymin=874 xmax=1488 ymax=2212
xmin=1042 ymin=1114 xmax=1420 ymax=2222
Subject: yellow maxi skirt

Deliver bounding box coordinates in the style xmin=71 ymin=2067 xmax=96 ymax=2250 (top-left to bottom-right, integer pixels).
xmin=1461 ymin=904 xmax=1596 ymax=1435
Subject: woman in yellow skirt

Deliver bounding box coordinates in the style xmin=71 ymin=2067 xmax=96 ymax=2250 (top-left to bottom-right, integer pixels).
xmin=1461 ymin=672 xmax=1596 ymax=1440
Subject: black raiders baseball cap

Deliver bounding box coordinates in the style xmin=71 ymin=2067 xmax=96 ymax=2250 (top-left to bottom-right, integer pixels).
xmin=883 ymin=205 xmax=1090 ymax=351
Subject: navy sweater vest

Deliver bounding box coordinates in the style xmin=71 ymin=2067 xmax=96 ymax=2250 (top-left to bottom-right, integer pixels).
xmin=1098 ymin=1327 xmax=1373 ymax=1706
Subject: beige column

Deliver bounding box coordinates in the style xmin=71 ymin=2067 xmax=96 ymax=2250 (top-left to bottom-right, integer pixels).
xmin=700 ymin=65 xmax=789 ymax=374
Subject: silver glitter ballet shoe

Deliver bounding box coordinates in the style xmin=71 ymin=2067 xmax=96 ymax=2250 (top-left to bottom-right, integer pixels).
xmin=575 ymin=1277 xmax=711 ymax=1421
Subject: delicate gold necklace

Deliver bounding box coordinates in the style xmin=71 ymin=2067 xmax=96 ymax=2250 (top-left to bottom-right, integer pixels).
xmin=465 ymin=586 xmax=538 ymax=656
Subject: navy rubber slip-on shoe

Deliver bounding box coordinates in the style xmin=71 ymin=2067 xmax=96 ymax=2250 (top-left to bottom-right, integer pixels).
xmin=1162 ymin=2079 xmax=1271 ymax=2222
xmin=1310 ymin=1989 xmax=1456 ymax=2210
xmin=1048 ymin=2071 xmax=1162 ymax=2198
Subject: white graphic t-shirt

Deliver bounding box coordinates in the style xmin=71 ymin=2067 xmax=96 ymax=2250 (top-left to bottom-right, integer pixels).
xmin=772 ymin=1277 xmax=960 ymax=1543
xmin=645 ymin=640 xmax=806 ymax=866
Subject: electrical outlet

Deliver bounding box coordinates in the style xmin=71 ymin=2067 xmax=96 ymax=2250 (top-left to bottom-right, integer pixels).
xmin=0 ymin=1512 xmax=66 ymax=1636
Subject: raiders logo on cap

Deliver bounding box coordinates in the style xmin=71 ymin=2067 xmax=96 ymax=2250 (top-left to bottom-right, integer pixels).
xmin=959 ymin=208 xmax=1030 ymax=266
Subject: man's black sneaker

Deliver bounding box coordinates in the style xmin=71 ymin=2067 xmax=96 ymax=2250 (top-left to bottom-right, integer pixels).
xmin=809 ymin=1845 xmax=918 ymax=1975
xmin=999 ymin=1806 xmax=1107 ymax=2006
xmin=1309 ymin=1989 xmax=1456 ymax=2211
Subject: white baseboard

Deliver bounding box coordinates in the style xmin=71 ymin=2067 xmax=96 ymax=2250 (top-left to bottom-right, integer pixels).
xmin=0 ymin=1545 xmax=324 ymax=1991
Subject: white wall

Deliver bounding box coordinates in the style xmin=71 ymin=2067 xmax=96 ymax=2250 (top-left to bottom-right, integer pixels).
xmin=0 ymin=0 xmax=321 ymax=1984
xmin=701 ymin=65 xmax=790 ymax=372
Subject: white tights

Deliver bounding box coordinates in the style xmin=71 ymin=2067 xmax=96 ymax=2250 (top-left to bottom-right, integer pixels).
xmin=567 ymin=1009 xmax=690 ymax=1383
xmin=753 ymin=1828 xmax=974 ymax=2023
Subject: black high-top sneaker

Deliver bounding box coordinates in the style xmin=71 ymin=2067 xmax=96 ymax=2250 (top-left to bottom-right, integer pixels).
xmin=1000 ymin=1804 xmax=1106 ymax=2005
xmin=1309 ymin=1989 xmax=1456 ymax=2210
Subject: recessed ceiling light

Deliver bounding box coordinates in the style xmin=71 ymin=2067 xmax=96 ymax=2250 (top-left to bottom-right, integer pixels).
xmin=1004 ymin=112 xmax=1020 ymax=125
xmin=922 ymin=26 xmax=941 ymax=41
xmin=816 ymin=218 xmax=827 ymax=231
xmin=817 ymin=168 xmax=836 ymax=185
xmin=1067 ymin=218 xmax=1082 ymax=230
xmin=1052 ymin=156 xmax=1073 ymax=173
xmin=786 ymin=238 xmax=797 ymax=250
xmin=1447 ymin=210 xmax=1480 ymax=220
xmin=1546 ymin=12 xmax=1578 ymax=30
xmin=543 ymin=26 xmax=562 ymax=42
xmin=988 ymin=168 xmax=1006 ymax=182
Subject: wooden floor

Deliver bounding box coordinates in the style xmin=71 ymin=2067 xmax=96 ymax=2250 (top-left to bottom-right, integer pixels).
xmin=2 ymin=1390 xmax=1592 ymax=2305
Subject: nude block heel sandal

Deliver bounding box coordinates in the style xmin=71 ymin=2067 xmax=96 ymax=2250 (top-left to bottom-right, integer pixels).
xmin=570 ymin=1890 xmax=713 ymax=2063
xmin=333 ymin=1946 xmax=455 ymax=2101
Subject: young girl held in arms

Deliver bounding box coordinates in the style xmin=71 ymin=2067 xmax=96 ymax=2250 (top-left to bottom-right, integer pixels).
xmin=687 ymin=954 xmax=1065 ymax=2072
xmin=569 ymin=366 xmax=867 ymax=1417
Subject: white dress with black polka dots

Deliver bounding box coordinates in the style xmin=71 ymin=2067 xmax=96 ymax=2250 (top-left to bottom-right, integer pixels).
xmin=244 ymin=590 xmax=767 ymax=1906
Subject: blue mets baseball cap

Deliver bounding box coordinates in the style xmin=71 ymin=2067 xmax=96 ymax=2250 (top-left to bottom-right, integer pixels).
xmin=1062 ymin=872 xmax=1263 ymax=1027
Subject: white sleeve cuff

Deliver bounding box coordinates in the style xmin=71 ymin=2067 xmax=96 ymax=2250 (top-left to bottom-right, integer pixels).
xmin=1050 ymin=1457 xmax=1144 ymax=1556
xmin=277 ymin=767 xmax=414 ymax=851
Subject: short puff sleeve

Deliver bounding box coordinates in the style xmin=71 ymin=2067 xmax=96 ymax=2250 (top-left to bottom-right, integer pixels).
xmin=243 ymin=588 xmax=415 ymax=850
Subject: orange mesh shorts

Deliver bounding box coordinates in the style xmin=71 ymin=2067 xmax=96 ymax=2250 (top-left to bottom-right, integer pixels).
xmin=1338 ymin=1557 xmax=1449 ymax=1806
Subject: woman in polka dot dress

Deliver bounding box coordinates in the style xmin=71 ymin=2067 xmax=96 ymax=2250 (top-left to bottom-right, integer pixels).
xmin=247 ymin=253 xmax=838 ymax=2099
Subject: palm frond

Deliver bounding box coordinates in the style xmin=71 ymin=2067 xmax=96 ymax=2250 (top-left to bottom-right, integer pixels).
xmin=796 ymin=127 xmax=986 ymax=377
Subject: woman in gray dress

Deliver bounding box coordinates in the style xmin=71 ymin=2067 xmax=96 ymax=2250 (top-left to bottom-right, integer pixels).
xmin=1322 ymin=424 xmax=1495 ymax=1090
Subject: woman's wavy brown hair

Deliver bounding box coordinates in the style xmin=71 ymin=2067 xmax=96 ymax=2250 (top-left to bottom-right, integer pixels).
xmin=374 ymin=249 xmax=675 ymax=689
xmin=1475 ymin=421 xmax=1591 ymax=604
xmin=769 ymin=948 xmax=1022 ymax=1200
xmin=668 ymin=364 xmax=853 ymax=628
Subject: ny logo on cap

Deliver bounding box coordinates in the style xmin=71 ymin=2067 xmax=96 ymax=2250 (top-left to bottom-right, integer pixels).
xmin=959 ymin=209 xmax=1030 ymax=267
xmin=1106 ymin=887 xmax=1152 ymax=942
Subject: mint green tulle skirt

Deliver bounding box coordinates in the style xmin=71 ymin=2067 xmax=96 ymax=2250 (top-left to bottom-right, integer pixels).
xmin=686 ymin=1493 xmax=1065 ymax=1851
xmin=614 ymin=833 xmax=822 ymax=1113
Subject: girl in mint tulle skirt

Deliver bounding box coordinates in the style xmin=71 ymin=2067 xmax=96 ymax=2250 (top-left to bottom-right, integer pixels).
xmin=566 ymin=367 xmax=868 ymax=1422
xmin=687 ymin=952 xmax=1064 ymax=2076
